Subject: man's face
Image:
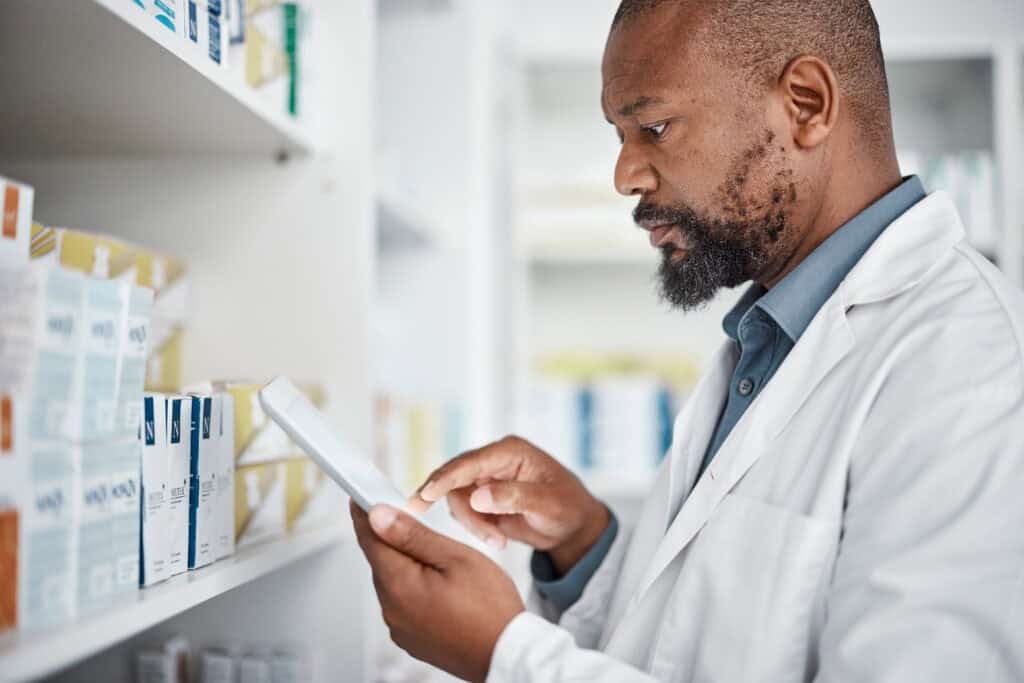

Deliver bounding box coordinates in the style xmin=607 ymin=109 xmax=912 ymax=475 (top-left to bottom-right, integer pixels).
xmin=602 ymin=5 xmax=806 ymax=309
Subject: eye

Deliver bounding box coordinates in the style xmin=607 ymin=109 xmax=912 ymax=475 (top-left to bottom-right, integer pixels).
xmin=643 ymin=121 xmax=669 ymax=139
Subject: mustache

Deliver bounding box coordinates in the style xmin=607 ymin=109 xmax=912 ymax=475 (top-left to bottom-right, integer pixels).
xmin=632 ymin=201 xmax=690 ymax=226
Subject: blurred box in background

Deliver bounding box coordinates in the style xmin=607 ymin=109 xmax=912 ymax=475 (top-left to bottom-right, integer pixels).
xmin=0 ymin=176 xmax=33 ymax=267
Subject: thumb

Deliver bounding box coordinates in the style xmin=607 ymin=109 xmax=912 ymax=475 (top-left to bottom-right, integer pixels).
xmin=369 ymin=504 xmax=462 ymax=570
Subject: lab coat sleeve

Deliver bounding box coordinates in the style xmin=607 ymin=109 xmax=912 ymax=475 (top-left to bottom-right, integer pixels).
xmin=815 ymin=304 xmax=1024 ymax=682
xmin=490 ymin=525 xmax=651 ymax=682
xmin=525 ymin=520 xmax=633 ymax=645
xmin=487 ymin=612 xmax=657 ymax=683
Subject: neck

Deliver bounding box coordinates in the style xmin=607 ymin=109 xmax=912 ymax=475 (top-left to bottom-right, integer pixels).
xmin=762 ymin=148 xmax=902 ymax=289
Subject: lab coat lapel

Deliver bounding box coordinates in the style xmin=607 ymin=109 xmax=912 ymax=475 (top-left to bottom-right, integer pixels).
xmin=631 ymin=302 xmax=856 ymax=602
xmin=662 ymin=342 xmax=736 ymax=529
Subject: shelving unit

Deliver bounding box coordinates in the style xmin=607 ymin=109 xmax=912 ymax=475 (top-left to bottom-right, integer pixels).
xmin=0 ymin=526 xmax=347 ymax=683
xmin=1 ymin=0 xmax=375 ymax=680
xmin=0 ymin=0 xmax=315 ymax=157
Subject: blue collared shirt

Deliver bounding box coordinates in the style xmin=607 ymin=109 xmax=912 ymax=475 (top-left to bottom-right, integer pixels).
xmin=699 ymin=176 xmax=926 ymax=474
xmin=533 ymin=176 xmax=926 ymax=611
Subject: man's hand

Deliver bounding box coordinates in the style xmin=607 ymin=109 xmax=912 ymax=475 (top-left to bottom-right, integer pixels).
xmin=351 ymin=501 xmax=524 ymax=683
xmin=408 ymin=435 xmax=610 ymax=575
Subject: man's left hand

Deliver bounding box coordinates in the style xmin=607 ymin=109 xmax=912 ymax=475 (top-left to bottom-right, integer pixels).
xmin=351 ymin=500 xmax=525 ymax=682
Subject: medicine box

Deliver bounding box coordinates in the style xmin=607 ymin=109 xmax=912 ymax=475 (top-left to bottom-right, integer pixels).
xmin=0 ymin=394 xmax=26 ymax=633
xmin=141 ymin=395 xmax=171 ymax=587
xmin=225 ymin=383 xmax=297 ymax=466
xmin=115 ymin=286 xmax=154 ymax=439
xmin=0 ymin=176 xmax=33 ymax=267
xmin=20 ymin=438 xmax=76 ymax=631
xmin=284 ymin=457 xmax=325 ymax=532
xmin=188 ymin=395 xmax=217 ymax=570
xmin=185 ymin=1 xmax=229 ymax=66
xmin=166 ymin=396 xmax=193 ymax=577
xmin=28 ymin=264 xmax=87 ymax=441
xmin=149 ymin=0 xmax=183 ymax=35
xmin=110 ymin=439 xmax=142 ymax=595
xmin=70 ymin=276 xmax=127 ymax=442
xmin=234 ymin=462 xmax=286 ymax=548
xmin=74 ymin=442 xmax=114 ymax=617
xmin=215 ymin=393 xmax=236 ymax=560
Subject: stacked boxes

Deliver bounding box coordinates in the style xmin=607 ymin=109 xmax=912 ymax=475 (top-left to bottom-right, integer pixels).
xmin=0 ymin=178 xmax=158 ymax=632
xmin=129 ymin=0 xmax=313 ymax=121
xmin=29 ymin=224 xmax=190 ymax=395
xmin=138 ymin=392 xmax=237 ymax=587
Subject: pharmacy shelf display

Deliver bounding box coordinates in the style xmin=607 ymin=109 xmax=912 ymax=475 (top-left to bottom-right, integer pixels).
xmin=0 ymin=526 xmax=345 ymax=682
xmin=0 ymin=0 xmax=315 ymax=158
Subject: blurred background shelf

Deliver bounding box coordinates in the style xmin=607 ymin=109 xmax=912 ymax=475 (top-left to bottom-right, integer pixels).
xmin=0 ymin=526 xmax=346 ymax=683
xmin=0 ymin=0 xmax=316 ymax=158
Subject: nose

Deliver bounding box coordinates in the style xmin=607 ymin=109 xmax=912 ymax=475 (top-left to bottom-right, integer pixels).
xmin=614 ymin=142 xmax=658 ymax=197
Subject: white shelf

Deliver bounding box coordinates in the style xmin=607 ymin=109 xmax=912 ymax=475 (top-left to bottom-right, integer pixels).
xmin=0 ymin=0 xmax=315 ymax=158
xmin=0 ymin=525 xmax=346 ymax=683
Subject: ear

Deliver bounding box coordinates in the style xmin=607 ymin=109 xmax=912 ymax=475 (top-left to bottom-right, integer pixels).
xmin=779 ymin=55 xmax=839 ymax=149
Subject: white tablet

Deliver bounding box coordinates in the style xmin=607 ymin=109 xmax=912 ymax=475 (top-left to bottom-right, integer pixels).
xmin=259 ymin=376 xmax=409 ymax=513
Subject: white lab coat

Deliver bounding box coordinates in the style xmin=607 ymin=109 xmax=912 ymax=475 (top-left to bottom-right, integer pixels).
xmin=487 ymin=192 xmax=1024 ymax=683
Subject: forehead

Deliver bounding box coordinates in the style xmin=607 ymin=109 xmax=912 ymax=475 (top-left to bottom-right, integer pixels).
xmin=601 ymin=3 xmax=712 ymax=116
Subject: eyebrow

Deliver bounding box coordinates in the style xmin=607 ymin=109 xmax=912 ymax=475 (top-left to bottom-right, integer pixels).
xmin=617 ymin=95 xmax=666 ymax=118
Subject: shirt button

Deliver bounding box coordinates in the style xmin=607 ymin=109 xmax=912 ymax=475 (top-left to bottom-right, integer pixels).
xmin=738 ymin=377 xmax=755 ymax=396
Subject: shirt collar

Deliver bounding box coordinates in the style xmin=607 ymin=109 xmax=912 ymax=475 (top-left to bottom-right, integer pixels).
xmin=723 ymin=176 xmax=926 ymax=343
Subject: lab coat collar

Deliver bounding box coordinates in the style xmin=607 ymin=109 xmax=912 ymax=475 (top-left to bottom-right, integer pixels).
xmin=630 ymin=191 xmax=966 ymax=606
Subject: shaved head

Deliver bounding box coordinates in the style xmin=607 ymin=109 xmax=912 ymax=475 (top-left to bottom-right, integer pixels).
xmin=611 ymin=0 xmax=891 ymax=146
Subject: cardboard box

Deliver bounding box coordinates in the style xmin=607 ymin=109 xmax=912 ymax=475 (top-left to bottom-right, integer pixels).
xmin=225 ymin=383 xmax=298 ymax=466
xmin=149 ymin=0 xmax=184 ymax=35
xmin=188 ymin=395 xmax=217 ymax=570
xmin=186 ymin=1 xmax=229 ymax=66
xmin=166 ymin=396 xmax=193 ymax=576
xmin=70 ymin=277 xmax=128 ymax=442
xmin=20 ymin=439 xmax=76 ymax=631
xmin=0 ymin=395 xmax=25 ymax=633
xmin=115 ymin=286 xmax=154 ymax=439
xmin=284 ymin=457 xmax=324 ymax=532
xmin=74 ymin=442 xmax=114 ymax=617
xmin=215 ymin=393 xmax=236 ymax=560
xmin=234 ymin=462 xmax=285 ymax=548
xmin=141 ymin=395 xmax=171 ymax=587
xmin=110 ymin=439 xmax=141 ymax=595
xmin=26 ymin=264 xmax=87 ymax=440
xmin=0 ymin=176 xmax=33 ymax=266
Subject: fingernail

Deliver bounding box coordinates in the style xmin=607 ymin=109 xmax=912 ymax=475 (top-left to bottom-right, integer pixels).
xmin=420 ymin=481 xmax=439 ymax=502
xmin=486 ymin=536 xmax=504 ymax=550
xmin=470 ymin=486 xmax=494 ymax=512
xmin=370 ymin=505 xmax=398 ymax=533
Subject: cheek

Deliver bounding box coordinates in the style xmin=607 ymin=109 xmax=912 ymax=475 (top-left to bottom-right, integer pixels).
xmin=655 ymin=138 xmax=728 ymax=208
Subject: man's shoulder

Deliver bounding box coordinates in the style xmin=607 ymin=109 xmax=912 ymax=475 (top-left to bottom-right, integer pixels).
xmin=859 ymin=238 xmax=1024 ymax=394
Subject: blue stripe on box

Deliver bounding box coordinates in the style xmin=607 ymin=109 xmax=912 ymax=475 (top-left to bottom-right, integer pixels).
xmin=188 ymin=1 xmax=198 ymax=42
xmin=188 ymin=396 xmax=200 ymax=569
xmin=203 ymin=398 xmax=212 ymax=439
xmin=171 ymin=399 xmax=181 ymax=444
xmin=144 ymin=396 xmax=155 ymax=446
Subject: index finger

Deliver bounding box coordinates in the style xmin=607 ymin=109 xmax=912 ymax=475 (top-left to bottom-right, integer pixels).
xmin=410 ymin=437 xmax=530 ymax=510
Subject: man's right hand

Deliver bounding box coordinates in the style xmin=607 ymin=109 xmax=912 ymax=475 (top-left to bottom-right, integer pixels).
xmin=407 ymin=435 xmax=610 ymax=576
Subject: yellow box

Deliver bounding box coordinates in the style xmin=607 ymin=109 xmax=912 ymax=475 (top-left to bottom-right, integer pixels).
xmin=234 ymin=462 xmax=285 ymax=548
